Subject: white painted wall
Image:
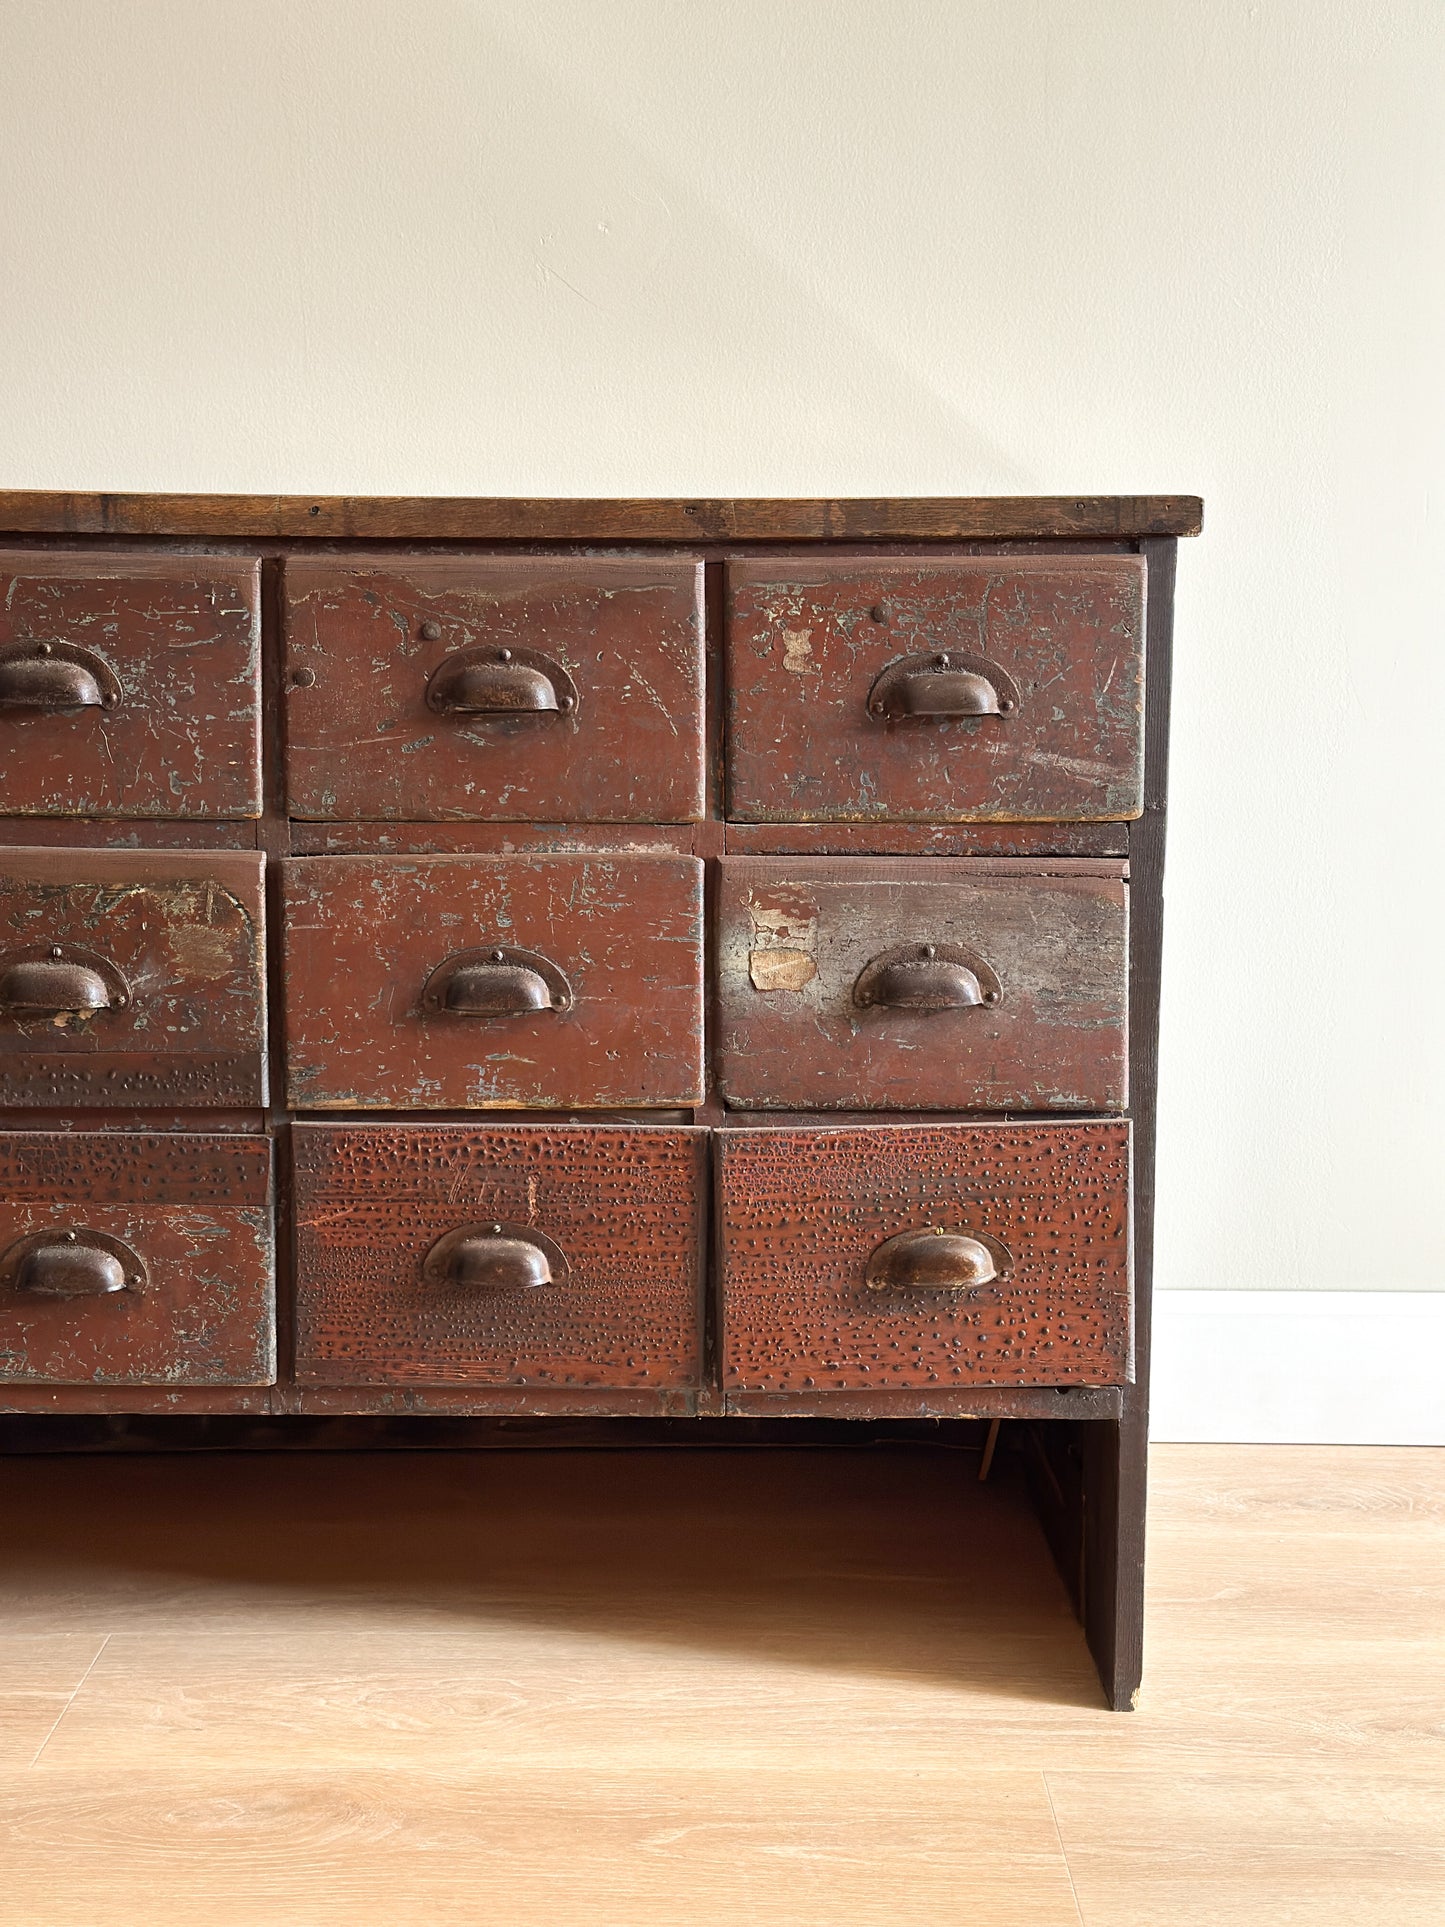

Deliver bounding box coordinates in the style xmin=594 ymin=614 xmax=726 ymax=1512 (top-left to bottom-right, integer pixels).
xmin=3 ymin=5 xmax=1443 ymax=1343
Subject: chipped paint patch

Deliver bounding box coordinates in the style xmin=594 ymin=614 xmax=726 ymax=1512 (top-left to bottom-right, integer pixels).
xmin=746 ymin=891 xmax=818 ymax=993
xmin=749 ymin=947 xmax=817 ymax=992
xmin=780 ymin=627 xmax=818 ymax=675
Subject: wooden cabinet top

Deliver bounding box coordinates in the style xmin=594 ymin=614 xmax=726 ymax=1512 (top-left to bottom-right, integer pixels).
xmin=0 ymin=493 xmax=1203 ymax=542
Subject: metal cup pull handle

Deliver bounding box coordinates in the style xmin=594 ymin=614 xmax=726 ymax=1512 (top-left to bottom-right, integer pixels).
xmin=0 ymin=946 xmax=131 ymax=1016
xmin=420 ymin=946 xmax=574 ymax=1017
xmin=0 ymin=642 xmax=122 ymax=712
xmin=866 ymin=651 xmax=1020 ymax=721
xmin=2 ymin=1228 xmax=145 ymax=1298
xmin=425 ymin=646 xmax=578 ymax=718
xmin=853 ymin=942 xmax=1001 ymax=1011
xmin=422 ymin=1222 xmax=569 ymax=1292
xmin=865 ymin=1227 xmax=1013 ymax=1294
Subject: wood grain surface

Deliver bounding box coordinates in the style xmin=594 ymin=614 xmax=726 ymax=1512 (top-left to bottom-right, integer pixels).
xmin=0 ymin=1133 xmax=273 ymax=1387
xmin=725 ymin=555 xmax=1146 ymax=821
xmin=0 ymin=553 xmax=261 ymax=818
xmin=281 ymin=854 xmax=705 ymax=1109
xmin=0 ymin=490 xmax=1205 ymax=540
xmin=282 ymin=556 xmax=705 ymax=822
xmin=716 ymin=856 xmax=1128 ymax=1111
xmin=716 ymin=1122 xmax=1132 ymax=1391
xmin=0 ymin=1444 xmax=1435 ymax=1927
xmin=291 ymin=1123 xmax=705 ymax=1389
xmin=0 ymin=848 xmax=267 ymax=1109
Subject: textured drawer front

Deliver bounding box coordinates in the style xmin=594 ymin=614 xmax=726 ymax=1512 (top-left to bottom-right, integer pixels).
xmin=282 ymin=854 xmax=705 ymax=1110
xmin=0 ymin=1133 xmax=274 ymax=1386
xmin=0 ymin=849 xmax=268 ymax=1109
xmin=717 ymin=1123 xmax=1131 ymax=1391
xmin=0 ymin=553 xmax=262 ymax=818
xmin=283 ymin=556 xmax=705 ymax=822
xmin=725 ymin=556 xmax=1145 ymax=822
xmin=292 ymin=1123 xmax=705 ymax=1388
xmin=716 ymin=857 xmax=1127 ymax=1111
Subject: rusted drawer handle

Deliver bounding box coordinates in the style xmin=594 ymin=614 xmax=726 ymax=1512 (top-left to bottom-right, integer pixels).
xmin=1 ymin=1228 xmax=145 ymax=1297
xmin=866 ymin=651 xmax=1020 ymax=721
xmin=422 ymin=1222 xmax=570 ymax=1292
xmin=0 ymin=642 xmax=122 ymax=712
xmin=866 ymin=1227 xmax=1013 ymax=1293
xmin=0 ymin=945 xmax=131 ymax=1015
xmin=853 ymin=942 xmax=1001 ymax=1011
xmin=421 ymin=945 xmax=574 ymax=1017
xmin=425 ymin=645 xmax=578 ymax=719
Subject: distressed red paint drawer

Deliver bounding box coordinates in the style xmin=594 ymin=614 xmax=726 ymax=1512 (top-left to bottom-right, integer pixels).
xmin=716 ymin=857 xmax=1127 ymax=1111
xmin=0 ymin=553 xmax=262 ymax=818
xmin=281 ymin=854 xmax=705 ymax=1110
xmin=282 ymin=556 xmax=705 ymax=822
xmin=291 ymin=1123 xmax=705 ymax=1389
xmin=0 ymin=1133 xmax=274 ymax=1387
xmin=0 ymin=849 xmax=268 ymax=1109
xmin=725 ymin=556 xmax=1145 ymax=822
xmin=716 ymin=1123 xmax=1132 ymax=1392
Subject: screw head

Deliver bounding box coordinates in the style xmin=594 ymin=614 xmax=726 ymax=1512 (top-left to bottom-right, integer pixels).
xmin=870 ymin=699 xmax=885 ymax=716
xmin=49 ymin=944 xmax=63 ymax=959
xmin=921 ymin=945 xmax=936 ymax=959
xmin=491 ymin=949 xmax=505 ymax=963
xmin=999 ymin=698 xmax=1015 ymax=713
xmin=291 ymin=667 xmax=316 ymax=688
xmin=419 ymin=620 xmax=442 ymax=641
xmin=560 ymin=694 xmax=575 ymax=710
xmin=984 ymin=989 xmax=1000 ymax=1005
xmin=62 ymin=1230 xmax=76 ymax=1243
xmin=490 ymin=1223 xmax=503 ymax=1235
xmin=37 ymin=641 xmax=52 ymax=657
xmin=935 ymin=653 xmax=951 ymax=668
xmin=869 ymin=604 xmax=888 ymax=624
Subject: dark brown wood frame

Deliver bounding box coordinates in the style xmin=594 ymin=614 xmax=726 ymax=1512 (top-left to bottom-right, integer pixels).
xmin=0 ymin=492 xmax=1197 ymax=1709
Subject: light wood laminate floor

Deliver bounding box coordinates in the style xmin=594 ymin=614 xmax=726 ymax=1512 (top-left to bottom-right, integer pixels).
xmin=0 ymin=1440 xmax=1441 ymax=1925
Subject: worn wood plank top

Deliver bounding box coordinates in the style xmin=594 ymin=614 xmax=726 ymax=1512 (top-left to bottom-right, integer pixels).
xmin=0 ymin=492 xmax=1204 ymax=541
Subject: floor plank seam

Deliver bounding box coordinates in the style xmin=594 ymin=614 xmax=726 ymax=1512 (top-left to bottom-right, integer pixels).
xmin=29 ymin=1634 xmax=111 ymax=1768
xmin=1042 ymin=1771 xmax=1088 ymax=1927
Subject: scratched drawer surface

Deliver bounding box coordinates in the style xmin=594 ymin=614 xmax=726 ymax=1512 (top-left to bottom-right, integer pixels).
xmin=0 ymin=552 xmax=262 ymax=818
xmin=716 ymin=1123 xmax=1132 ymax=1392
xmin=282 ymin=556 xmax=705 ymax=822
xmin=0 ymin=849 xmax=268 ymax=1109
xmin=292 ymin=1123 xmax=705 ymax=1389
xmin=716 ymin=857 xmax=1127 ymax=1111
xmin=0 ymin=1133 xmax=274 ymax=1387
xmin=725 ymin=555 xmax=1145 ymax=822
xmin=281 ymin=854 xmax=705 ymax=1110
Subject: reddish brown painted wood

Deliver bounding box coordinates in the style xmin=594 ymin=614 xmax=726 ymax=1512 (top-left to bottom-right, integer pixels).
xmin=280 ymin=854 xmax=704 ymax=1110
xmin=725 ymin=556 xmax=1146 ymax=822
xmin=724 ymin=821 xmax=1129 ymax=857
xmin=716 ymin=858 xmax=1128 ymax=1112
xmin=0 ymin=553 xmax=261 ymax=818
xmin=0 ymin=848 xmax=267 ymax=1109
xmin=716 ymin=1123 xmax=1131 ymax=1391
xmin=289 ymin=822 xmax=698 ymax=856
xmin=282 ymin=557 xmax=705 ymax=823
xmin=291 ymin=1123 xmax=705 ymax=1389
xmin=0 ymin=492 xmax=1204 ymax=541
xmin=0 ymin=1133 xmax=273 ymax=1386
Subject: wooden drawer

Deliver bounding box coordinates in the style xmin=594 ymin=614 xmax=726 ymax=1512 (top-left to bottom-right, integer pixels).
xmin=0 ymin=1133 xmax=274 ymax=1386
xmin=0 ymin=553 xmax=262 ymax=818
xmin=281 ymin=854 xmax=705 ymax=1109
xmin=292 ymin=1123 xmax=705 ymax=1389
xmin=725 ymin=556 xmax=1145 ymax=822
xmin=0 ymin=849 xmax=267 ymax=1109
xmin=716 ymin=857 xmax=1127 ymax=1111
xmin=716 ymin=1123 xmax=1131 ymax=1391
xmin=282 ymin=556 xmax=705 ymax=822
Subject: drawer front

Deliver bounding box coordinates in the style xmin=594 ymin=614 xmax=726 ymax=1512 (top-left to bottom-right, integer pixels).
xmin=716 ymin=857 xmax=1127 ymax=1111
xmin=292 ymin=1124 xmax=705 ymax=1388
xmin=282 ymin=854 xmax=705 ymax=1109
xmin=0 ymin=553 xmax=262 ymax=818
xmin=725 ymin=556 xmax=1145 ymax=822
xmin=0 ymin=849 xmax=267 ymax=1109
xmin=283 ymin=557 xmax=705 ymax=822
xmin=717 ymin=1123 xmax=1131 ymax=1390
xmin=0 ymin=1133 xmax=274 ymax=1386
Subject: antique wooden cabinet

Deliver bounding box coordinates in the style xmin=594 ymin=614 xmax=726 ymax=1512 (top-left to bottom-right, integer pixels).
xmin=0 ymin=491 xmax=1199 ymax=1708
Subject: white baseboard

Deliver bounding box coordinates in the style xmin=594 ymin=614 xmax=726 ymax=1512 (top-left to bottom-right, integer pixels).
xmin=1150 ymin=1290 xmax=1445 ymax=1445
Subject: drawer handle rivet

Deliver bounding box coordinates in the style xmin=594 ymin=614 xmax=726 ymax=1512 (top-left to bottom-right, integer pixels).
xmin=419 ymin=620 xmax=443 ymax=641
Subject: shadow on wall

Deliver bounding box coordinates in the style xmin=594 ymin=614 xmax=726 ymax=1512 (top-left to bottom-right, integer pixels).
xmin=1 ymin=0 xmax=1030 ymax=492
